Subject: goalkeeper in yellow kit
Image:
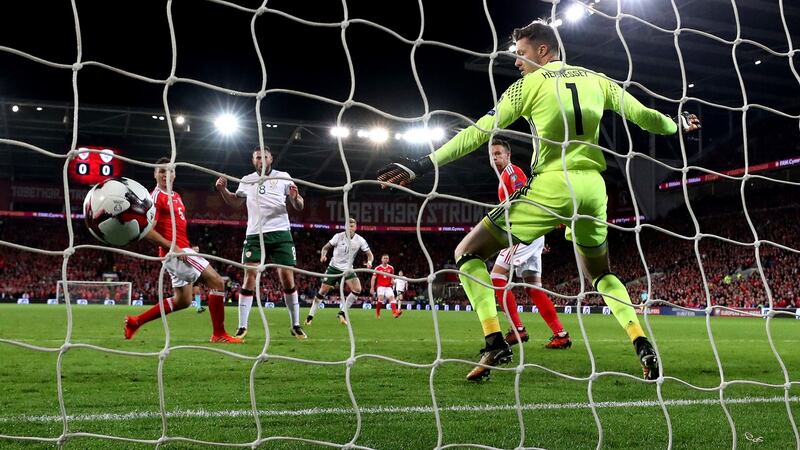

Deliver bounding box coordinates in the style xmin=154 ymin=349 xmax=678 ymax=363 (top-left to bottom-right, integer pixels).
xmin=378 ymin=20 xmax=700 ymax=381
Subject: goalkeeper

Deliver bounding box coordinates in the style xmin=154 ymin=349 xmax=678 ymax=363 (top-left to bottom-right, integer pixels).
xmin=378 ymin=20 xmax=700 ymax=381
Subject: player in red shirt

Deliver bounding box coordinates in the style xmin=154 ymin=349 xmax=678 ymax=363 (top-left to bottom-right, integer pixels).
xmin=123 ymin=157 xmax=241 ymax=343
xmin=490 ymin=139 xmax=570 ymax=349
xmin=371 ymin=254 xmax=401 ymax=318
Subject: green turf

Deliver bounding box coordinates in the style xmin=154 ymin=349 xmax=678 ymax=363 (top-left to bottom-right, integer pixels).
xmin=0 ymin=304 xmax=798 ymax=449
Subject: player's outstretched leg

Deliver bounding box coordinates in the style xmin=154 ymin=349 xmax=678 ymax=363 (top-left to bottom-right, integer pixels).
xmin=123 ymin=297 xmax=176 ymax=340
xmin=124 ymin=316 xmax=141 ymax=340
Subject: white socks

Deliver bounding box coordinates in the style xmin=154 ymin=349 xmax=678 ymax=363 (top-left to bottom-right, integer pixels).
xmin=285 ymin=290 xmax=300 ymax=327
xmin=238 ymin=293 xmax=253 ymax=330
xmin=342 ymin=292 xmax=357 ymax=310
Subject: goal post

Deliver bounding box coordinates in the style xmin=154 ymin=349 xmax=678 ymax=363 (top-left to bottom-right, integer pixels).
xmin=54 ymin=280 xmax=133 ymax=306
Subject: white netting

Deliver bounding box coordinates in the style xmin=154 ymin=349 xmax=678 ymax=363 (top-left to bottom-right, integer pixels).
xmin=0 ymin=0 xmax=799 ymax=448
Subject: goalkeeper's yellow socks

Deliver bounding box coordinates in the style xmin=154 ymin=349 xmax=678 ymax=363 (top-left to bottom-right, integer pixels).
xmin=457 ymin=256 xmax=501 ymax=337
xmin=594 ymin=273 xmax=645 ymax=342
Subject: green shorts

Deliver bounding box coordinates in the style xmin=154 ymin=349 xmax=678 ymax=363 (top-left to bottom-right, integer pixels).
xmin=322 ymin=265 xmax=358 ymax=286
xmin=241 ymin=231 xmax=296 ymax=266
xmin=484 ymin=170 xmax=608 ymax=254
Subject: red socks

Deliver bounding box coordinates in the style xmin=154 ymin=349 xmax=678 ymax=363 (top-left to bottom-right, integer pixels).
xmin=208 ymin=291 xmax=227 ymax=336
xmin=390 ymin=302 xmax=398 ymax=314
xmin=375 ymin=301 xmax=382 ymax=318
xmin=136 ymin=297 xmax=175 ymax=325
xmin=526 ymin=287 xmax=564 ymax=335
xmin=492 ymin=277 xmax=523 ymax=329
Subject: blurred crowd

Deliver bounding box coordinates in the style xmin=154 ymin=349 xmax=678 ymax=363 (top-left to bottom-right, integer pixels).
xmin=1 ymin=191 xmax=798 ymax=310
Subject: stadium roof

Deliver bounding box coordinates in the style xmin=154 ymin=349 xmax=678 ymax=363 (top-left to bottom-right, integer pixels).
xmin=0 ymin=0 xmax=797 ymax=199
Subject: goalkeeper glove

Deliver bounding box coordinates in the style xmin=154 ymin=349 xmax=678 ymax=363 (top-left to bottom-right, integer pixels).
xmin=675 ymin=111 xmax=701 ymax=133
xmin=376 ymin=156 xmax=434 ymax=188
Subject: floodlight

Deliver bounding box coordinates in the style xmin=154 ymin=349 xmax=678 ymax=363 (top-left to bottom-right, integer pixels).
xmin=214 ymin=113 xmax=239 ymax=136
xmin=368 ymin=127 xmax=389 ymax=143
xmin=11 ymin=105 xmax=19 ymax=112
xmin=330 ymin=126 xmax=350 ymax=138
xmin=565 ymin=4 xmax=585 ymax=22
xmin=399 ymin=127 xmax=446 ymax=144
xmin=175 ymin=115 xmax=186 ymax=125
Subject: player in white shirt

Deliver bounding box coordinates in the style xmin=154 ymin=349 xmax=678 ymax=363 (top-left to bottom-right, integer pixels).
xmin=393 ymin=270 xmax=408 ymax=309
xmin=215 ymin=147 xmax=307 ymax=339
xmin=306 ymin=218 xmax=374 ymax=326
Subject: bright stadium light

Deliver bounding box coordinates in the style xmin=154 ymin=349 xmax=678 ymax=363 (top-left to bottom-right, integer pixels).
xmin=214 ymin=113 xmax=239 ymax=136
xmin=330 ymin=126 xmax=350 ymax=138
xmin=508 ymin=44 xmax=516 ymax=52
xmin=755 ymin=60 xmax=762 ymax=65
xmin=565 ymin=3 xmax=586 ymax=22
xmin=175 ymin=115 xmax=186 ymax=125
xmin=688 ymin=83 xmax=695 ymax=88
xmin=356 ymin=129 xmax=369 ymax=138
xmin=400 ymin=127 xmax=446 ymax=144
xmin=368 ymin=127 xmax=389 ymax=143
xmin=36 ymin=107 xmax=43 ymax=111
xmin=158 ymin=116 xmax=165 ymax=121
xmin=551 ymin=18 xmax=563 ymax=27
xmin=11 ymin=105 xmax=19 ymax=112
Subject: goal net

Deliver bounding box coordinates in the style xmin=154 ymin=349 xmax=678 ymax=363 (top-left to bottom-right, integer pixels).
xmin=54 ymin=280 xmax=133 ymax=306
xmin=0 ymin=0 xmax=798 ymax=449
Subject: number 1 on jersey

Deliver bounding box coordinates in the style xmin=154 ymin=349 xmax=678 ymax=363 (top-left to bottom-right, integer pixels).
xmin=565 ymin=83 xmax=584 ymax=136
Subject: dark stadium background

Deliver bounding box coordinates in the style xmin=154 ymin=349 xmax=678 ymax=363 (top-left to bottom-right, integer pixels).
xmin=0 ymin=0 xmax=798 ymax=309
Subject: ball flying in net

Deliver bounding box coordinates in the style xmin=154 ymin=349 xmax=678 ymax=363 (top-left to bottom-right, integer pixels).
xmin=83 ymin=177 xmax=156 ymax=246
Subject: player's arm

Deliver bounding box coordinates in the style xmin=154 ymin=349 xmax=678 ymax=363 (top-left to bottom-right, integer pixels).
xmin=144 ymin=229 xmax=184 ymax=255
xmin=378 ymin=77 xmax=533 ymax=187
xmin=364 ymin=249 xmax=374 ymax=268
xmin=287 ymin=184 xmax=305 ymax=211
xmin=511 ymin=166 xmax=527 ymax=192
xmin=601 ymin=77 xmax=700 ymax=134
xmin=370 ymin=271 xmax=377 ymax=294
xmin=320 ymin=242 xmax=333 ymax=263
xmin=215 ymin=177 xmax=246 ymax=207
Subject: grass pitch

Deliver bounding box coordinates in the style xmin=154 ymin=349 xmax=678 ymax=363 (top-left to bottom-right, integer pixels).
xmin=0 ymin=304 xmax=798 ymax=449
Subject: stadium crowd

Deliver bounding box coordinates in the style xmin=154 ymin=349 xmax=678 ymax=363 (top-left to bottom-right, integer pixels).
xmin=1 ymin=191 xmax=798 ymax=310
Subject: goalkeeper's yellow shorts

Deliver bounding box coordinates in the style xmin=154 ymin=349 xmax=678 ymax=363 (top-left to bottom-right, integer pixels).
xmin=483 ymin=170 xmax=608 ymax=255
